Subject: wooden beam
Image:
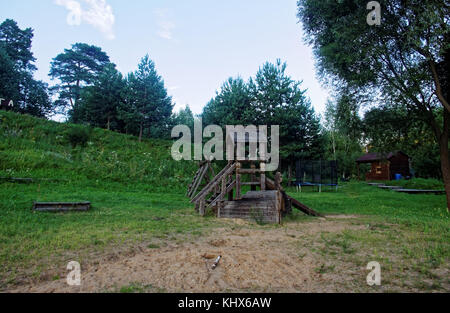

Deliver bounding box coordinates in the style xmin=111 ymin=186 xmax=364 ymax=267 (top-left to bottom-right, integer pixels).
xmin=236 ymin=162 xmax=242 ymax=199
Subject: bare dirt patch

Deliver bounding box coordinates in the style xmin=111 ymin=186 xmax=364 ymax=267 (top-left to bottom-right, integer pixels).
xmin=10 ymin=215 xmax=374 ymax=293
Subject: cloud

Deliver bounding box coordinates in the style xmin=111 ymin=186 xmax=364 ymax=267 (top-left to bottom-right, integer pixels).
xmin=55 ymin=0 xmax=115 ymax=40
xmin=154 ymin=9 xmax=175 ymax=40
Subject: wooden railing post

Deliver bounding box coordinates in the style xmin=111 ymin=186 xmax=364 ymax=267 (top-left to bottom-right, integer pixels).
xmin=251 ymin=163 xmax=257 ymax=191
xmin=275 ymin=171 xmax=282 ymax=190
xmin=199 ymin=198 xmax=205 ymax=216
xmin=260 ymin=162 xmax=266 ymax=191
xmin=236 ymin=162 xmax=242 ymax=199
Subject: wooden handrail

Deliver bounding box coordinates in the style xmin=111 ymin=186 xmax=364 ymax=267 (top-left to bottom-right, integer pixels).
xmin=191 ymin=162 xmax=236 ymax=204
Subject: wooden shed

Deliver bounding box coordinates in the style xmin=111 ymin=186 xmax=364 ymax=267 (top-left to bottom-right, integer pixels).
xmin=356 ymin=151 xmax=411 ymax=181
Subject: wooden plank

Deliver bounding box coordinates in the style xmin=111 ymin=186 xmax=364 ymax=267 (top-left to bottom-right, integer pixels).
xmin=395 ymin=189 xmax=445 ymax=195
xmin=265 ymin=177 xmax=323 ymax=217
xmin=191 ymin=162 xmax=235 ymax=204
xmin=199 ymin=199 xmax=205 ymax=216
xmin=188 ymin=164 xmax=209 ymax=199
xmin=238 ymin=169 xmax=261 ymax=174
xmin=241 ymin=182 xmax=260 ymax=186
xmin=260 ymin=162 xmax=266 ymax=191
xmin=33 ymin=202 xmax=90 ymax=212
xmin=236 ymin=162 xmax=241 ymax=200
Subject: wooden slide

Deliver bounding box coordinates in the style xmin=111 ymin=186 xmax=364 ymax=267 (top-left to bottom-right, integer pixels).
xmin=265 ymin=177 xmax=324 ymax=217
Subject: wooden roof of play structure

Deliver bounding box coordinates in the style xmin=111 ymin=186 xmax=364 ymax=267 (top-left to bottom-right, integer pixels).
xmin=187 ymin=160 xmax=323 ymax=224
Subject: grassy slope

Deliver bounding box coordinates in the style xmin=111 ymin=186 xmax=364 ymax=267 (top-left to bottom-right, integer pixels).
xmin=0 ymin=111 xmax=449 ymax=291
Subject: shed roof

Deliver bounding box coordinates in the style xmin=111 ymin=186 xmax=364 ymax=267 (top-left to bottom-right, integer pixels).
xmin=356 ymin=151 xmax=409 ymax=163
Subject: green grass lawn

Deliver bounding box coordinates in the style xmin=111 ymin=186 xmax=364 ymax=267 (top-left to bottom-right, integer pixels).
xmin=0 ymin=111 xmax=449 ymax=291
xmin=0 ymin=180 xmax=226 ymax=287
xmin=287 ymin=183 xmax=449 ymax=291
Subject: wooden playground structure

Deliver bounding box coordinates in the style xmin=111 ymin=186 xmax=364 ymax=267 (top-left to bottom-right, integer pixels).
xmin=187 ymin=160 xmax=323 ymax=224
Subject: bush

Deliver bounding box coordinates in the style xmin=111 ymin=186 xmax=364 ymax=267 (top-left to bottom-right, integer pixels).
xmin=66 ymin=125 xmax=91 ymax=148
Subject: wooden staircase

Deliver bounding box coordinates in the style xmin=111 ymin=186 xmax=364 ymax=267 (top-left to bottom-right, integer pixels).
xmin=186 ymin=161 xmax=215 ymax=199
xmin=189 ymin=160 xmax=323 ymax=221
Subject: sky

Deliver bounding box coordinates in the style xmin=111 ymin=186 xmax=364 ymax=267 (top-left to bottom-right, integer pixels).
xmin=0 ymin=0 xmax=330 ymax=116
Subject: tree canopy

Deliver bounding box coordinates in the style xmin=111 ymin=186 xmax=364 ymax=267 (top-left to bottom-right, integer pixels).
xmin=298 ymin=0 xmax=450 ymax=208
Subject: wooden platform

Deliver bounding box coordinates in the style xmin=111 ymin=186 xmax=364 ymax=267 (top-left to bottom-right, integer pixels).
xmin=394 ymin=189 xmax=445 ymax=195
xmin=220 ymin=190 xmax=281 ymax=224
xmin=33 ymin=202 xmax=91 ymax=212
xmin=378 ymin=185 xmax=402 ymax=190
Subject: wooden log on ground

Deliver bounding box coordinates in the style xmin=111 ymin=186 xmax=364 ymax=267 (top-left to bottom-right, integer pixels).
xmin=395 ymin=189 xmax=445 ymax=195
xmin=33 ymin=202 xmax=91 ymax=212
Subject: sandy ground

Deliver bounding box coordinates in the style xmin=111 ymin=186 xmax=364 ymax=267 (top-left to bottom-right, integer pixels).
xmin=10 ymin=215 xmax=377 ymax=293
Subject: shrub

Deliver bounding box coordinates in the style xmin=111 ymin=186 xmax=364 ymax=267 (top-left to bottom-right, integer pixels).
xmin=66 ymin=125 xmax=91 ymax=148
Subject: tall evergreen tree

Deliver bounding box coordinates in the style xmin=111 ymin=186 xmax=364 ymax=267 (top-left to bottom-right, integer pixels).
xmin=248 ymin=60 xmax=324 ymax=164
xmin=0 ymin=19 xmax=52 ymax=117
xmin=202 ymin=77 xmax=253 ymax=126
xmin=49 ymin=43 xmax=111 ymax=118
xmin=123 ymin=55 xmax=173 ymax=141
xmin=172 ymin=105 xmax=195 ymax=132
xmin=78 ymin=63 xmax=126 ymax=130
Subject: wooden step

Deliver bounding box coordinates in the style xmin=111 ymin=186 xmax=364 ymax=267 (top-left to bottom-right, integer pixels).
xmin=218 ymin=190 xmax=280 ymax=224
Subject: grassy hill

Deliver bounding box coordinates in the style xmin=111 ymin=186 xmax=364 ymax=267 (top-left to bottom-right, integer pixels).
xmin=0 ymin=110 xmax=197 ymax=189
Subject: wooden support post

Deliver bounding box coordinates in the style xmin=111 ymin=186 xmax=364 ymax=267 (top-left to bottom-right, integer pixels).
xmin=236 ymin=162 xmax=242 ymax=200
xmin=260 ymin=162 xmax=266 ymax=191
xmin=251 ymin=163 xmax=257 ymax=191
xmin=219 ymin=176 xmax=226 ymax=217
xmin=275 ymin=172 xmax=282 ymax=190
xmin=199 ymin=199 xmax=205 ymax=216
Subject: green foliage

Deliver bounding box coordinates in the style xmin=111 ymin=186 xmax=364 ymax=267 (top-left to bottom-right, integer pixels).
xmin=202 ymin=60 xmax=325 ymax=167
xmin=172 ymin=105 xmax=195 ymax=132
xmin=49 ymin=42 xmax=111 ymax=114
xmin=77 ymin=63 xmax=127 ymax=131
xmin=0 ymin=110 xmax=197 ymax=187
xmin=65 ymin=125 xmax=91 ymax=148
xmin=122 ymin=55 xmax=173 ymax=141
xmin=298 ymin=0 xmax=450 ymax=207
xmin=323 ymin=94 xmax=363 ymax=179
xmin=0 ymin=19 xmax=52 ymax=117
xmin=202 ymin=77 xmax=253 ymax=126
xmin=363 ymin=105 xmax=442 ymax=179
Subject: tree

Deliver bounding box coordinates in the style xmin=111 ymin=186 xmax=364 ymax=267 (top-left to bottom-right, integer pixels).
xmin=248 ymin=60 xmax=324 ymax=167
xmin=78 ymin=63 xmax=127 ymax=130
xmin=123 ymin=55 xmax=173 ymax=141
xmin=0 ymin=47 xmax=20 ymax=103
xmin=172 ymin=105 xmax=195 ymax=132
xmin=0 ymin=19 xmax=35 ymax=73
xmin=0 ymin=19 xmax=52 ymax=117
xmin=363 ymin=105 xmax=442 ymax=178
xmin=49 ymin=43 xmax=111 ymax=117
xmin=202 ymin=60 xmax=324 ymax=174
xmin=202 ymin=77 xmax=253 ymax=126
xmin=298 ymin=0 xmax=450 ymax=209
xmin=324 ymin=96 xmax=363 ymax=179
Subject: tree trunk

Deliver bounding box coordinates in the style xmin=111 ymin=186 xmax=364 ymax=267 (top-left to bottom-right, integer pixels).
xmin=107 ymin=115 xmax=111 ymax=131
xmin=139 ymin=122 xmax=143 ymax=142
xmin=438 ymin=112 xmax=450 ymax=210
